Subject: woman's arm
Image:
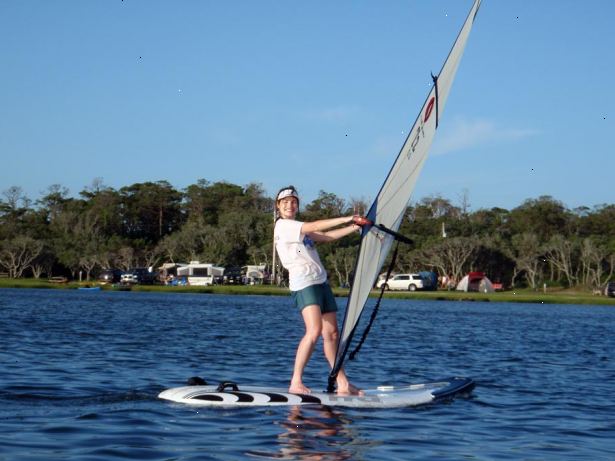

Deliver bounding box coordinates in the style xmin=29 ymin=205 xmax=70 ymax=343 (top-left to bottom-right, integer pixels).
xmin=308 ymin=223 xmax=361 ymax=243
xmin=300 ymin=215 xmax=370 ymax=243
xmin=300 ymin=215 xmax=354 ymax=235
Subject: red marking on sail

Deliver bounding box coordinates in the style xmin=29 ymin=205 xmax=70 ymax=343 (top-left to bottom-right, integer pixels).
xmin=424 ymin=97 xmax=435 ymax=122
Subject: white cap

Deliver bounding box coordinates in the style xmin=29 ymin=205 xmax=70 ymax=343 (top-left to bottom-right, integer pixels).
xmin=276 ymin=187 xmax=299 ymax=202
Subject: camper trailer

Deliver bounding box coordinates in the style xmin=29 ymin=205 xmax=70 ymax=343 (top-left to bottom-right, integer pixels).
xmin=176 ymin=262 xmax=225 ymax=286
xmin=243 ymin=264 xmax=267 ymax=285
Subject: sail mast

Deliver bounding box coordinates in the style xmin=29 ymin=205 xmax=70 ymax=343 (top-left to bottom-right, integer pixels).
xmin=328 ymin=0 xmax=482 ymax=392
xmin=271 ymin=206 xmax=277 ymax=284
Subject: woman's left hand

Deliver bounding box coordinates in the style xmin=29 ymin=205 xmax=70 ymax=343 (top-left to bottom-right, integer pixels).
xmin=352 ymin=215 xmax=372 ymax=227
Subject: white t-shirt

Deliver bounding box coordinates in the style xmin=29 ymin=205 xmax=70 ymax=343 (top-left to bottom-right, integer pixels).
xmin=274 ymin=218 xmax=327 ymax=291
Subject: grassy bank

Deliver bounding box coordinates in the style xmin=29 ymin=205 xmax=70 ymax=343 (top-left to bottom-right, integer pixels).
xmin=2 ymin=277 xmax=614 ymax=306
xmin=371 ymin=288 xmax=615 ymax=306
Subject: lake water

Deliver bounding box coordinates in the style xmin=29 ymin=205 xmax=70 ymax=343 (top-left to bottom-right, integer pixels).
xmin=1 ymin=288 xmax=614 ymax=460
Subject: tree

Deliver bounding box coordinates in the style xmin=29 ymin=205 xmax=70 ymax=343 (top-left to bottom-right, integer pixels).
xmin=1 ymin=186 xmax=33 ymax=238
xmin=30 ymin=245 xmax=55 ymax=279
xmin=458 ymin=188 xmax=472 ymax=217
xmin=198 ymin=224 xmax=235 ymax=265
xmin=326 ymin=246 xmax=355 ymax=287
xmin=46 ymin=200 xmax=109 ymax=278
xmin=0 ymin=236 xmax=43 ymax=278
xmin=155 ymin=234 xmax=183 ymax=264
xmin=508 ymin=233 xmax=544 ymax=289
xmin=114 ymin=247 xmax=136 ymax=271
xmin=403 ymin=196 xmax=460 ymax=246
xmin=2 ymin=186 xmax=28 ymax=210
xmin=347 ymin=197 xmax=370 ymax=216
xmin=576 ymin=204 xmax=615 ymax=241
xmin=302 ymin=191 xmax=346 ymax=221
xmin=37 ymin=184 xmax=71 ymax=224
xmin=183 ymin=180 xmax=244 ymax=225
xmin=242 ymin=182 xmax=273 ymax=214
xmin=415 ymin=236 xmax=479 ymax=283
xmin=155 ymin=217 xmax=234 ymax=265
xmin=544 ymin=235 xmax=577 ymax=287
xmin=183 ymin=179 xmax=211 ymax=221
xmin=391 ymin=245 xmax=423 ymax=274
xmin=578 ymin=237 xmax=611 ymax=288
xmin=120 ymin=181 xmax=183 ymax=243
xmin=79 ymin=254 xmax=99 ymax=281
xmin=247 ymin=243 xmax=271 ymax=267
xmin=472 ymin=234 xmax=512 ymax=286
xmin=80 ymin=183 xmax=124 ymax=238
xmin=508 ymin=196 xmax=571 ymax=242
xmin=467 ymin=207 xmax=510 ymax=239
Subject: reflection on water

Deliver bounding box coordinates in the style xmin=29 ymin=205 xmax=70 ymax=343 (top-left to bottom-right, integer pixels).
xmin=248 ymin=405 xmax=372 ymax=460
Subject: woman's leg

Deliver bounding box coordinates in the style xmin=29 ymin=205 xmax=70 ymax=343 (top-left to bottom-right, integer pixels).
xmin=289 ymin=305 xmax=322 ymax=394
xmin=322 ymin=312 xmax=362 ymax=395
xmin=321 ymin=311 xmax=340 ymax=369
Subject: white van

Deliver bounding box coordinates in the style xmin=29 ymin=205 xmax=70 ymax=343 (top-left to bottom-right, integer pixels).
xmin=376 ymin=273 xmax=424 ymax=291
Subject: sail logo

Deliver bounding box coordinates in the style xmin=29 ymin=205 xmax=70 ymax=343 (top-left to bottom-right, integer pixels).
xmin=408 ymin=96 xmax=435 ymax=156
xmin=424 ymin=97 xmax=435 ymax=122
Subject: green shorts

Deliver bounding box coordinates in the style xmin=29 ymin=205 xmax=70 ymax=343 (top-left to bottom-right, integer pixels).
xmin=291 ymin=282 xmax=338 ymax=313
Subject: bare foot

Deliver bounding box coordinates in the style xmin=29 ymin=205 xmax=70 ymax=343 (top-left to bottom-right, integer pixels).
xmin=336 ymin=382 xmax=364 ymax=396
xmin=289 ymin=382 xmax=311 ymax=394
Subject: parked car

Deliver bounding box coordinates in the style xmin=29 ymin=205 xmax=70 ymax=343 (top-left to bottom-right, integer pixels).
xmin=98 ymin=269 xmax=123 ymax=284
xmin=605 ymin=281 xmax=615 ymax=297
xmin=121 ymin=268 xmax=157 ymax=285
xmin=222 ymin=267 xmax=243 ymax=285
xmin=376 ymin=273 xmax=425 ymax=291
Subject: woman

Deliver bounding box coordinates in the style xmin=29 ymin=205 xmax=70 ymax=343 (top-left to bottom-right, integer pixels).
xmin=274 ymin=185 xmax=367 ymax=395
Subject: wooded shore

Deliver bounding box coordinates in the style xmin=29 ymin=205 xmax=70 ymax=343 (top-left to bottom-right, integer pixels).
xmin=2 ymin=182 xmax=614 ymax=295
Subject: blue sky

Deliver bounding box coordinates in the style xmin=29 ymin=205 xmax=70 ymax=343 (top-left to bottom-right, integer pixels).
xmin=1 ymin=0 xmax=613 ymax=211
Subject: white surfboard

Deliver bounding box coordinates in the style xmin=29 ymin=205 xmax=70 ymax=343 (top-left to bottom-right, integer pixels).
xmin=158 ymin=377 xmax=474 ymax=408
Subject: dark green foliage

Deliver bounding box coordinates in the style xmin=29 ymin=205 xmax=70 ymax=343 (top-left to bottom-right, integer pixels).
xmin=119 ymin=181 xmax=183 ymax=243
xmin=0 ymin=182 xmax=613 ymax=289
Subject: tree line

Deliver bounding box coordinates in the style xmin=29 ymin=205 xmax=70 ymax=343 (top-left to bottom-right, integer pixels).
xmin=1 ymin=179 xmax=614 ymax=290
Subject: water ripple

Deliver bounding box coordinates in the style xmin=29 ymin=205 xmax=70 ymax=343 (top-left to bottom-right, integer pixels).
xmin=1 ymin=289 xmax=615 ymax=460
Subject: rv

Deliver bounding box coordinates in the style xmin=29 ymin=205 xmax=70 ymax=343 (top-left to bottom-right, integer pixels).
xmin=243 ymin=264 xmax=267 ymax=285
xmin=177 ymin=262 xmax=225 ymax=286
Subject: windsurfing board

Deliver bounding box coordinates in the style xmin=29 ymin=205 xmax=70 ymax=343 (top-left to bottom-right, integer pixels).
xmin=158 ymin=376 xmax=474 ymax=408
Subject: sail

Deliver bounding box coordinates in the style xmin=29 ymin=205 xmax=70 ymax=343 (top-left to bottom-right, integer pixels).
xmin=329 ymin=0 xmax=482 ymax=387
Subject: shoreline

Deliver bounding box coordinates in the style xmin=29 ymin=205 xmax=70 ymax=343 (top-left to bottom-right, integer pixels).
xmin=2 ymin=279 xmax=615 ymax=306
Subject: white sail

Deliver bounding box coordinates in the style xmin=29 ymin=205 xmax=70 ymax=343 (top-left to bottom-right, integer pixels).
xmin=330 ymin=0 xmax=482 ymax=386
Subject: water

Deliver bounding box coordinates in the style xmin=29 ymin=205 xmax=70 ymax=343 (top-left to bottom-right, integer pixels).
xmin=1 ymin=288 xmax=614 ymax=460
